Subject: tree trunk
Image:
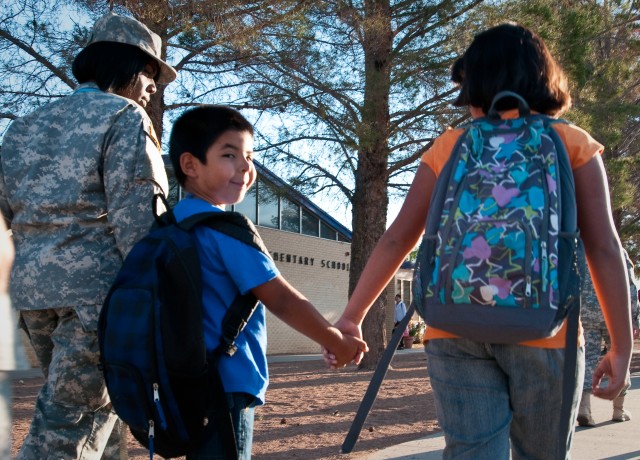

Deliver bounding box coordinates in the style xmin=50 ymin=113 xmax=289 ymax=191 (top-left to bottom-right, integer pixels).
xmin=350 ymin=0 xmax=392 ymax=369
xmin=146 ymin=84 xmax=166 ymax=142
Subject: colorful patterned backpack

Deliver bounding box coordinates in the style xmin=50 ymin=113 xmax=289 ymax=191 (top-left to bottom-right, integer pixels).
xmin=413 ymin=91 xmax=582 ymax=343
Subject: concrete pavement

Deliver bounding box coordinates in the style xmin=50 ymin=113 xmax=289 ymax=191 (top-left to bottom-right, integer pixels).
xmin=364 ymin=373 xmax=640 ymax=460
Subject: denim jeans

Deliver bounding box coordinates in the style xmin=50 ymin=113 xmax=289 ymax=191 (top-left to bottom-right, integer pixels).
xmin=186 ymin=392 xmax=257 ymax=460
xmin=425 ymin=339 xmax=584 ymax=460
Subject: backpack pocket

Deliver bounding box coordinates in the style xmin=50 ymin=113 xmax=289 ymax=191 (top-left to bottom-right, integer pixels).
xmin=103 ymin=361 xmax=159 ymax=433
xmin=437 ymin=219 xmax=533 ymax=309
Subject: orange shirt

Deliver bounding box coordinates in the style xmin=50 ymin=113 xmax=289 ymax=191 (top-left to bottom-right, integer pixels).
xmin=420 ymin=111 xmax=604 ymax=348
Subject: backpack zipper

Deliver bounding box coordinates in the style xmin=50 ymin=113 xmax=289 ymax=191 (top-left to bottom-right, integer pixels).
xmin=152 ymin=383 xmax=167 ymax=428
xmin=533 ymin=126 xmax=551 ymax=307
xmin=148 ymin=419 xmax=155 ymax=460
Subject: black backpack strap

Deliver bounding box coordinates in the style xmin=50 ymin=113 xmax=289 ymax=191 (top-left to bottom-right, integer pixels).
xmin=342 ymin=302 xmax=416 ymax=453
xmin=152 ymin=193 xmax=176 ymax=227
xmin=219 ymin=293 xmax=260 ymax=357
xmin=178 ymin=211 xmax=269 ymax=255
xmin=179 ymin=211 xmax=270 ymax=357
xmin=558 ymin=294 xmax=580 ymax=458
xmin=202 ymin=352 xmax=239 ymax=460
xmin=180 ymin=211 xmax=268 ymax=459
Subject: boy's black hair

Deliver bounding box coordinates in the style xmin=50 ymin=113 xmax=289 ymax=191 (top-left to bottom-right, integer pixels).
xmin=169 ymin=106 xmax=254 ymax=186
xmin=454 ymin=23 xmax=571 ymax=116
xmin=72 ymin=42 xmax=157 ymax=92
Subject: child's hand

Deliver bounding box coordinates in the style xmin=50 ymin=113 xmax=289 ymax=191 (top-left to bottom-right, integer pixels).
xmin=323 ymin=317 xmax=367 ymax=368
xmin=325 ymin=329 xmax=368 ymax=369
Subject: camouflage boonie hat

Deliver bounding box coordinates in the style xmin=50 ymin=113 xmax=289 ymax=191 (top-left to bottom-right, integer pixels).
xmin=85 ymin=13 xmax=177 ymax=84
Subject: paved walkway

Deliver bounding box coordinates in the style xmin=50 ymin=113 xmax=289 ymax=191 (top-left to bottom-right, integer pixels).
xmin=365 ymin=372 xmax=640 ymax=460
xmin=11 ymin=352 xmax=639 ymax=459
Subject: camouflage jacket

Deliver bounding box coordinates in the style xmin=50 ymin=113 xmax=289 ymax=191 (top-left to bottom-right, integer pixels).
xmin=581 ymin=251 xmax=639 ymax=331
xmin=0 ymin=83 xmax=168 ymax=312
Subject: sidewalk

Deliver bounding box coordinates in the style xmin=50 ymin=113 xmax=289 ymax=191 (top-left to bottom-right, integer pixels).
xmin=365 ymin=372 xmax=640 ymax=460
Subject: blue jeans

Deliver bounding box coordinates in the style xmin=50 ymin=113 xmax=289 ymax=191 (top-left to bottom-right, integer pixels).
xmin=186 ymin=392 xmax=257 ymax=460
xmin=425 ymin=339 xmax=583 ymax=460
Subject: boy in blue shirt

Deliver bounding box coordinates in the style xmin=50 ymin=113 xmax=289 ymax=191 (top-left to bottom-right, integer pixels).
xmin=168 ymin=105 xmax=367 ymax=459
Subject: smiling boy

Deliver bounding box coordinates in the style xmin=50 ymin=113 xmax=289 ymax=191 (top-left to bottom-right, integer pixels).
xmin=168 ymin=105 xmax=366 ymax=459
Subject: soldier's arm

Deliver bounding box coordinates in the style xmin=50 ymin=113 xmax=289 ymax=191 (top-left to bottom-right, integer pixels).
xmin=103 ymin=106 xmax=168 ymax=257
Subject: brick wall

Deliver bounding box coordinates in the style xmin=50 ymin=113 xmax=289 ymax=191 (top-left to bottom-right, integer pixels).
xmin=259 ymin=228 xmax=418 ymax=355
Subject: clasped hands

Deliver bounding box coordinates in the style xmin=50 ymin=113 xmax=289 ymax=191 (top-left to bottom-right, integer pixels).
xmin=323 ymin=318 xmax=368 ymax=369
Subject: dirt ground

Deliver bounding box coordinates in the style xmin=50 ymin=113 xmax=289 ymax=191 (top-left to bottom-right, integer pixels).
xmin=12 ymin=342 xmax=640 ymax=460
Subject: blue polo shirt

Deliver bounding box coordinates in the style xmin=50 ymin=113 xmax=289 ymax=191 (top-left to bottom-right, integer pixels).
xmin=173 ymin=195 xmax=279 ymax=404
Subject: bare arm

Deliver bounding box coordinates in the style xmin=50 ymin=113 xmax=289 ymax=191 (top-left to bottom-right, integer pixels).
xmin=574 ymin=155 xmax=633 ymax=399
xmin=340 ymin=163 xmax=436 ymax=327
xmin=252 ymin=275 xmax=367 ymax=366
xmin=321 ymin=164 xmax=436 ymax=367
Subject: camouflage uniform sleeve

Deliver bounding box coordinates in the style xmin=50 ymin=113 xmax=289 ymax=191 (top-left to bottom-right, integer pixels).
xmin=103 ymin=106 xmax=168 ymax=257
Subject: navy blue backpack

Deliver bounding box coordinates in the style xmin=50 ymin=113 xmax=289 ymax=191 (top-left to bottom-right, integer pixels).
xmin=98 ymin=195 xmax=268 ymax=459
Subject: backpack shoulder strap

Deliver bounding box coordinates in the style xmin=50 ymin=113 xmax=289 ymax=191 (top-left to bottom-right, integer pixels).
xmin=178 ymin=211 xmax=269 ymax=256
xmin=424 ymin=125 xmax=472 ymax=236
xmin=542 ymin=117 xmax=577 ymax=234
xmin=178 ymin=210 xmax=269 ymax=357
xmin=537 ymin=116 xmax=582 ymax=458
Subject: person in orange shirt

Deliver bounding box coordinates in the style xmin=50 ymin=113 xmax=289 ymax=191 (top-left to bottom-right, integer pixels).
xmin=325 ymin=23 xmax=633 ymax=460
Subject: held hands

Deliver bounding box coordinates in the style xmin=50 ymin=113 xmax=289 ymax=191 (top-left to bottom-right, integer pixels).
xmin=323 ymin=317 xmax=368 ymax=369
xmin=592 ymin=349 xmax=632 ymax=400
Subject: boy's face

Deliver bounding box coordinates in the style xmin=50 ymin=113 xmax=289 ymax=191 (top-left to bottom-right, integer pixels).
xmin=187 ymin=130 xmax=256 ymax=208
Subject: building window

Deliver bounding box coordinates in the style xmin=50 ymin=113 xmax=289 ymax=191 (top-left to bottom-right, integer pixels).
xmin=301 ymin=208 xmax=319 ymax=237
xmin=258 ymin=182 xmax=279 ymax=228
xmin=281 ymin=197 xmax=300 ymax=233
xmin=320 ymin=222 xmax=337 ymax=240
xmin=234 ymin=186 xmax=257 ymax=223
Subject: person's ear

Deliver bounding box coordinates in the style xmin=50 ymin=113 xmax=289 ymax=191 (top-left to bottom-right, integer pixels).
xmin=180 ymin=152 xmax=199 ymax=179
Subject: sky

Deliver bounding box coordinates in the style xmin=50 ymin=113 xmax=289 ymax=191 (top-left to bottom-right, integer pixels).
xmin=0 ymin=2 xmax=414 ymax=232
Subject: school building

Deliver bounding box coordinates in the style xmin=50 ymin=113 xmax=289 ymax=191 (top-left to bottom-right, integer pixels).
xmin=167 ymin=158 xmax=416 ymax=355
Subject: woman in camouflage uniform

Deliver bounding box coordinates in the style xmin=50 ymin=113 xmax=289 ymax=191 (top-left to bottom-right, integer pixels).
xmin=0 ymin=13 xmax=176 ymax=459
xmin=578 ymin=250 xmax=639 ymax=426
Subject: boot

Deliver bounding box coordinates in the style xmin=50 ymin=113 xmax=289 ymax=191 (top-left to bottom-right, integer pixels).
xmin=612 ymin=385 xmax=631 ymax=422
xmin=577 ymin=391 xmax=595 ymax=427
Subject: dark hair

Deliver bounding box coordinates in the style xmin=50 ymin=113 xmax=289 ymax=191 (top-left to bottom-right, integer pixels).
xmin=454 ymin=23 xmax=571 ymax=116
xmin=72 ymin=42 xmax=157 ymax=92
xmin=451 ymin=57 xmax=464 ymax=85
xmin=169 ymin=106 xmax=254 ymax=186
